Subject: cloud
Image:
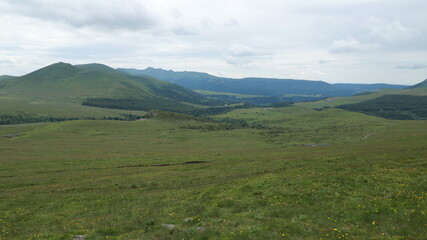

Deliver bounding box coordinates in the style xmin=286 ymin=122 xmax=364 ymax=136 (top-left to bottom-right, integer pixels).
xmin=224 ymin=18 xmax=238 ymax=27
xmin=298 ymin=70 xmax=326 ymax=76
xmin=318 ymin=59 xmax=334 ymax=64
xmin=224 ymin=44 xmax=268 ymax=65
xmin=2 ymin=0 xmax=156 ymax=31
xmin=366 ymin=17 xmax=418 ymax=42
xmin=0 ymin=54 xmax=44 ymax=75
xmin=170 ymin=26 xmax=198 ymax=36
xmin=228 ymin=44 xmax=256 ymax=57
xmin=395 ymin=64 xmax=427 ymax=70
xmin=329 ymin=38 xmax=381 ymax=54
xmin=1 ymin=0 xmax=427 ymax=84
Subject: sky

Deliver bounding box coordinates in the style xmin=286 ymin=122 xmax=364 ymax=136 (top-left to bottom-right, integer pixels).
xmin=1 ymin=0 xmax=426 ymax=85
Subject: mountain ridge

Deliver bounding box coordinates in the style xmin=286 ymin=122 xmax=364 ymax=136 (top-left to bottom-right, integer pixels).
xmin=118 ymin=67 xmax=408 ymax=98
xmin=407 ymin=79 xmax=427 ymax=89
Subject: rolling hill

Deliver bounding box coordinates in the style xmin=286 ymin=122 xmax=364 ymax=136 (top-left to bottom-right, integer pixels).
xmin=306 ymin=79 xmax=427 ymax=120
xmin=338 ymin=94 xmax=427 ymax=120
xmin=118 ymin=67 xmax=407 ymax=100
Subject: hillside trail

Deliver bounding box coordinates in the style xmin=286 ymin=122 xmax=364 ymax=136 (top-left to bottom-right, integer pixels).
xmin=359 ymin=121 xmax=397 ymax=141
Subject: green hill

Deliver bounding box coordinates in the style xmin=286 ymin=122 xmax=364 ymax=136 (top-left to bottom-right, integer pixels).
xmin=295 ymin=79 xmax=427 ymax=120
xmin=0 ymin=62 xmax=148 ymax=99
xmin=0 ymin=62 xmax=213 ymax=114
xmin=338 ymin=94 xmax=427 ymax=120
xmin=298 ymin=78 xmax=427 ymax=110
xmin=287 ymin=77 xmax=427 ymax=120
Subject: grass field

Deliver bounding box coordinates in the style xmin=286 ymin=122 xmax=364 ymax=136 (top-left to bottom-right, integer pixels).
xmin=0 ymin=96 xmax=147 ymax=119
xmin=215 ymin=106 xmax=393 ymax=146
xmin=1 ymin=106 xmax=426 ymax=239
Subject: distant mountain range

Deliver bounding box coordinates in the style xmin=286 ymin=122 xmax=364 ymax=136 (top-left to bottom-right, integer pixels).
xmin=0 ymin=63 xmax=423 ymax=117
xmin=118 ymin=67 xmax=408 ymax=101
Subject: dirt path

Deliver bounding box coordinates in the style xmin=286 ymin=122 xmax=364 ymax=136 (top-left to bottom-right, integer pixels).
xmin=360 ymin=131 xmax=376 ymax=141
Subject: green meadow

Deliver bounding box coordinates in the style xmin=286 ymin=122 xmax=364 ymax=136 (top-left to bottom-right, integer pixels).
xmin=0 ymin=96 xmax=147 ymax=120
xmin=1 ymin=106 xmax=426 ymax=239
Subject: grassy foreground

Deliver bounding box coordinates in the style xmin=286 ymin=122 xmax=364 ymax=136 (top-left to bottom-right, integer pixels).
xmin=0 ymin=107 xmax=426 ymax=239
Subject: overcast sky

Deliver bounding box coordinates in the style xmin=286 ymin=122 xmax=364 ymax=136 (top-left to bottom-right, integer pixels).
xmin=1 ymin=0 xmax=426 ymax=84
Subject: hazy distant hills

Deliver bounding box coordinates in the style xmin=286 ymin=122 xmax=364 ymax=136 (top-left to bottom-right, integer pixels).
xmin=0 ymin=62 xmax=210 ymax=112
xmin=0 ymin=75 xmax=15 ymax=81
xmin=119 ymin=67 xmax=408 ymax=99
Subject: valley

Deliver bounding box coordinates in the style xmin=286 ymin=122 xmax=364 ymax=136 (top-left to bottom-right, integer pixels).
xmin=0 ymin=63 xmax=426 ymax=239
xmin=3 ymin=1 xmax=427 ymax=239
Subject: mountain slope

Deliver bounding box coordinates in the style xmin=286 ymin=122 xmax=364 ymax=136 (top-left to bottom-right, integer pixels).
xmin=119 ymin=67 xmax=407 ymax=98
xmin=407 ymin=79 xmax=427 ymax=89
xmin=119 ymin=67 xmax=219 ymax=84
xmin=0 ymin=62 xmax=151 ymax=99
xmin=119 ymin=67 xmax=338 ymax=96
xmin=77 ymin=63 xmax=210 ymax=105
xmin=0 ymin=62 xmax=210 ymax=112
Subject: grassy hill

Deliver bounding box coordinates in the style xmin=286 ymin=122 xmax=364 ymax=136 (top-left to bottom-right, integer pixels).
xmin=0 ymin=63 xmax=220 ymax=122
xmin=337 ymin=94 xmax=427 ymax=120
xmin=0 ymin=63 xmax=206 ymax=103
xmin=0 ymin=105 xmax=425 ymax=239
xmin=297 ymin=79 xmax=427 ymax=111
xmin=305 ymin=79 xmax=427 ymax=120
xmin=0 ymin=63 xmax=155 ymax=99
